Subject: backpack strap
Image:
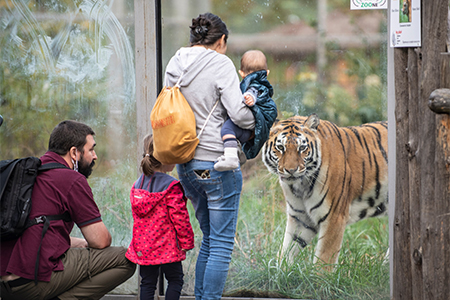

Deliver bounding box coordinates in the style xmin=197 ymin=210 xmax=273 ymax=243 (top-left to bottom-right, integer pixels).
xmin=175 ymin=71 xmax=184 ymax=88
xmin=38 ymin=162 xmax=68 ymax=172
xmin=173 ymin=70 xmax=219 ymax=140
xmin=197 ymin=100 xmax=220 ymax=139
xmin=173 ymin=53 xmax=220 ymax=140
xmin=33 ymin=212 xmax=71 ymax=285
xmin=31 ymin=162 xmax=70 ymax=285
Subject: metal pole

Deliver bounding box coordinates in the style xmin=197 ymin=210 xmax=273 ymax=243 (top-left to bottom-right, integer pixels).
xmin=387 ymin=0 xmax=396 ymax=297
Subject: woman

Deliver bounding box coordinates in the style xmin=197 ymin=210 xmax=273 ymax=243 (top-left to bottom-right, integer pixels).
xmin=164 ymin=12 xmax=255 ymax=300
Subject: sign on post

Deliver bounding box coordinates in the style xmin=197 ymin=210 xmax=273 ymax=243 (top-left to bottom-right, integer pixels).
xmin=389 ymin=0 xmax=421 ymax=47
xmin=351 ymin=0 xmax=387 ymax=10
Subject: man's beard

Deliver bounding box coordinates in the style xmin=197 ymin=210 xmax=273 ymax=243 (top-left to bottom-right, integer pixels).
xmin=78 ymin=155 xmax=95 ymax=178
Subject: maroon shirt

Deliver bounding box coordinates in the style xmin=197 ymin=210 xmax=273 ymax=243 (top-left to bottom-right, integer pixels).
xmin=0 ymin=151 xmax=102 ymax=281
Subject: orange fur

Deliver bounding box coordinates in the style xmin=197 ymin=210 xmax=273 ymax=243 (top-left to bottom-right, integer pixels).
xmin=262 ymin=114 xmax=388 ymax=269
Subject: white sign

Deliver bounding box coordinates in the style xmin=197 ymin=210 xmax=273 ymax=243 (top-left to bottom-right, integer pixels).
xmin=351 ymin=0 xmax=387 ymax=10
xmin=390 ymin=0 xmax=421 ymax=47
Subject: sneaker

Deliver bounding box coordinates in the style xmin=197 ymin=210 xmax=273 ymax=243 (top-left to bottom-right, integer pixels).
xmin=214 ymin=155 xmax=239 ymax=171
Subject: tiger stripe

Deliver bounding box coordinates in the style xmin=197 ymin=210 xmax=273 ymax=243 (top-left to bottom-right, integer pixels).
xmin=262 ymin=114 xmax=388 ymax=270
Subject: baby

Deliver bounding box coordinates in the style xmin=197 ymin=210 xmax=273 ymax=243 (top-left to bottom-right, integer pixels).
xmin=214 ymin=50 xmax=277 ymax=171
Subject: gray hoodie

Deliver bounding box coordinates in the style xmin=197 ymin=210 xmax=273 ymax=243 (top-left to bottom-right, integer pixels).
xmin=164 ymin=47 xmax=255 ymax=162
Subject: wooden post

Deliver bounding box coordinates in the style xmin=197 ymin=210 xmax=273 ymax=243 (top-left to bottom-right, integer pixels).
xmin=429 ymin=88 xmax=450 ymax=114
xmin=393 ymin=1 xmax=450 ymax=299
xmin=393 ymin=46 xmax=413 ymax=300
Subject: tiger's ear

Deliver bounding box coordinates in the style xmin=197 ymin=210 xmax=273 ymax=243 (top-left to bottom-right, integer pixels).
xmin=269 ymin=119 xmax=281 ymax=136
xmin=305 ymin=114 xmax=320 ymax=130
xmin=271 ymin=119 xmax=280 ymax=127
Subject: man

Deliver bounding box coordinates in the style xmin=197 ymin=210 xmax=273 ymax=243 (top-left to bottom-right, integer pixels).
xmin=0 ymin=120 xmax=136 ymax=300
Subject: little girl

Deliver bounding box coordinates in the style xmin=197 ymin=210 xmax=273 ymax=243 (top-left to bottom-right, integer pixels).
xmin=126 ymin=134 xmax=194 ymax=300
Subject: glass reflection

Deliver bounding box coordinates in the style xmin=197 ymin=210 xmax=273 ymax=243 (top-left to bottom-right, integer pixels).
xmin=0 ymin=0 xmax=389 ymax=297
xmin=0 ymin=0 xmax=137 ymax=295
xmin=162 ymin=1 xmax=388 ymax=299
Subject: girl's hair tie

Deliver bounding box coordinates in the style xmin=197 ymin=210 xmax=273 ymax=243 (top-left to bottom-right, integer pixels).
xmin=145 ymin=153 xmax=150 ymax=157
xmin=195 ymin=25 xmax=208 ymax=37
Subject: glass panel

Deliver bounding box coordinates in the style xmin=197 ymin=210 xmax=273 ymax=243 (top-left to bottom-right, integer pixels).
xmin=162 ymin=0 xmax=389 ymax=299
xmin=0 ymin=0 xmax=137 ymax=294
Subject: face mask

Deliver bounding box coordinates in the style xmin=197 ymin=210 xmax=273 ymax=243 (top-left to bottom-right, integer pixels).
xmin=72 ymin=149 xmax=79 ymax=172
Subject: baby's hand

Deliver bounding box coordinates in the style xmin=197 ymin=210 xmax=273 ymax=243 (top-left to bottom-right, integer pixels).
xmin=244 ymin=94 xmax=255 ymax=106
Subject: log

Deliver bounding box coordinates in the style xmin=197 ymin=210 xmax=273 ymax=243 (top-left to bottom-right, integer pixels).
xmin=429 ymin=88 xmax=450 ymax=114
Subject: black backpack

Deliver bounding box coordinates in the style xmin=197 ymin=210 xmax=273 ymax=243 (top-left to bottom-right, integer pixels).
xmin=1 ymin=157 xmax=73 ymax=283
xmin=0 ymin=156 xmax=71 ymax=241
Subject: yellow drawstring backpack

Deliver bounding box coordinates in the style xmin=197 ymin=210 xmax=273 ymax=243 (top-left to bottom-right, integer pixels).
xmin=150 ymin=72 xmax=218 ymax=164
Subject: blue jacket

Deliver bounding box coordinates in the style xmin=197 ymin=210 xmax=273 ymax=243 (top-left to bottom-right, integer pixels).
xmin=240 ymin=70 xmax=278 ymax=159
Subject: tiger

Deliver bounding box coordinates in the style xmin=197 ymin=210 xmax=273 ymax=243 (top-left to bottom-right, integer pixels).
xmin=401 ymin=0 xmax=411 ymax=22
xmin=262 ymin=114 xmax=388 ymax=270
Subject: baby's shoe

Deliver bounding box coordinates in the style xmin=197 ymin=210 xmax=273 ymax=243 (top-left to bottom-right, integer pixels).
xmin=237 ymin=141 xmax=247 ymax=166
xmin=214 ymin=147 xmax=239 ymax=171
xmin=214 ymin=155 xmax=239 ymax=171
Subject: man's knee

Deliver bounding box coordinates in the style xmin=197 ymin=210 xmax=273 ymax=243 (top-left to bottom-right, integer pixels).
xmin=123 ymin=258 xmax=137 ymax=279
xmin=90 ymin=246 xmax=136 ymax=280
xmin=109 ymin=246 xmax=136 ymax=279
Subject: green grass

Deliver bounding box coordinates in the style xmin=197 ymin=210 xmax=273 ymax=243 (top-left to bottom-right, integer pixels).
xmin=82 ymin=160 xmax=390 ymax=298
xmin=221 ymin=171 xmax=390 ymax=299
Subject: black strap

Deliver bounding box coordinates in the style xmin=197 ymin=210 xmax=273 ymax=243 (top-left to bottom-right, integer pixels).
xmin=38 ymin=162 xmax=69 ymax=172
xmin=31 ymin=162 xmax=69 ymax=284
xmin=32 ymin=212 xmax=71 ymax=285
xmin=6 ymin=277 xmax=32 ymax=288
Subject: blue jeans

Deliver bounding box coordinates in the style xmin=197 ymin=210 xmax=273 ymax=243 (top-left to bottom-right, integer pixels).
xmin=177 ymin=160 xmax=242 ymax=300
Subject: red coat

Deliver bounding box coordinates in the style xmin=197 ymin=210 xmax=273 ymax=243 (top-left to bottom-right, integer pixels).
xmin=126 ymin=174 xmax=194 ymax=265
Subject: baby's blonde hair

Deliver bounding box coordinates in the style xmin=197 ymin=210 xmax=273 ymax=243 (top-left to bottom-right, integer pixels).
xmin=240 ymin=50 xmax=268 ymax=75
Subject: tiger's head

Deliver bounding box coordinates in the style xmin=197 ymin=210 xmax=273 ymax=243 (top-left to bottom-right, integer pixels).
xmin=262 ymin=114 xmax=322 ymax=183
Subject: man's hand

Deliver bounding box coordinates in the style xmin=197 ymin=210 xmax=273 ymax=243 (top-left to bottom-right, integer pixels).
xmin=80 ymin=221 xmax=112 ymax=249
xmin=70 ymin=236 xmax=88 ymax=248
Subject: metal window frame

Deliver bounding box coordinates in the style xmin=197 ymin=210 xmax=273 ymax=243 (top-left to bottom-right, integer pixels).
xmin=387 ymin=2 xmax=395 ymax=297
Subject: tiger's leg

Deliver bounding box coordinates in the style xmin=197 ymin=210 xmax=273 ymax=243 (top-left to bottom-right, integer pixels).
xmin=313 ymin=215 xmax=347 ymax=270
xmin=280 ymin=210 xmax=318 ymax=263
